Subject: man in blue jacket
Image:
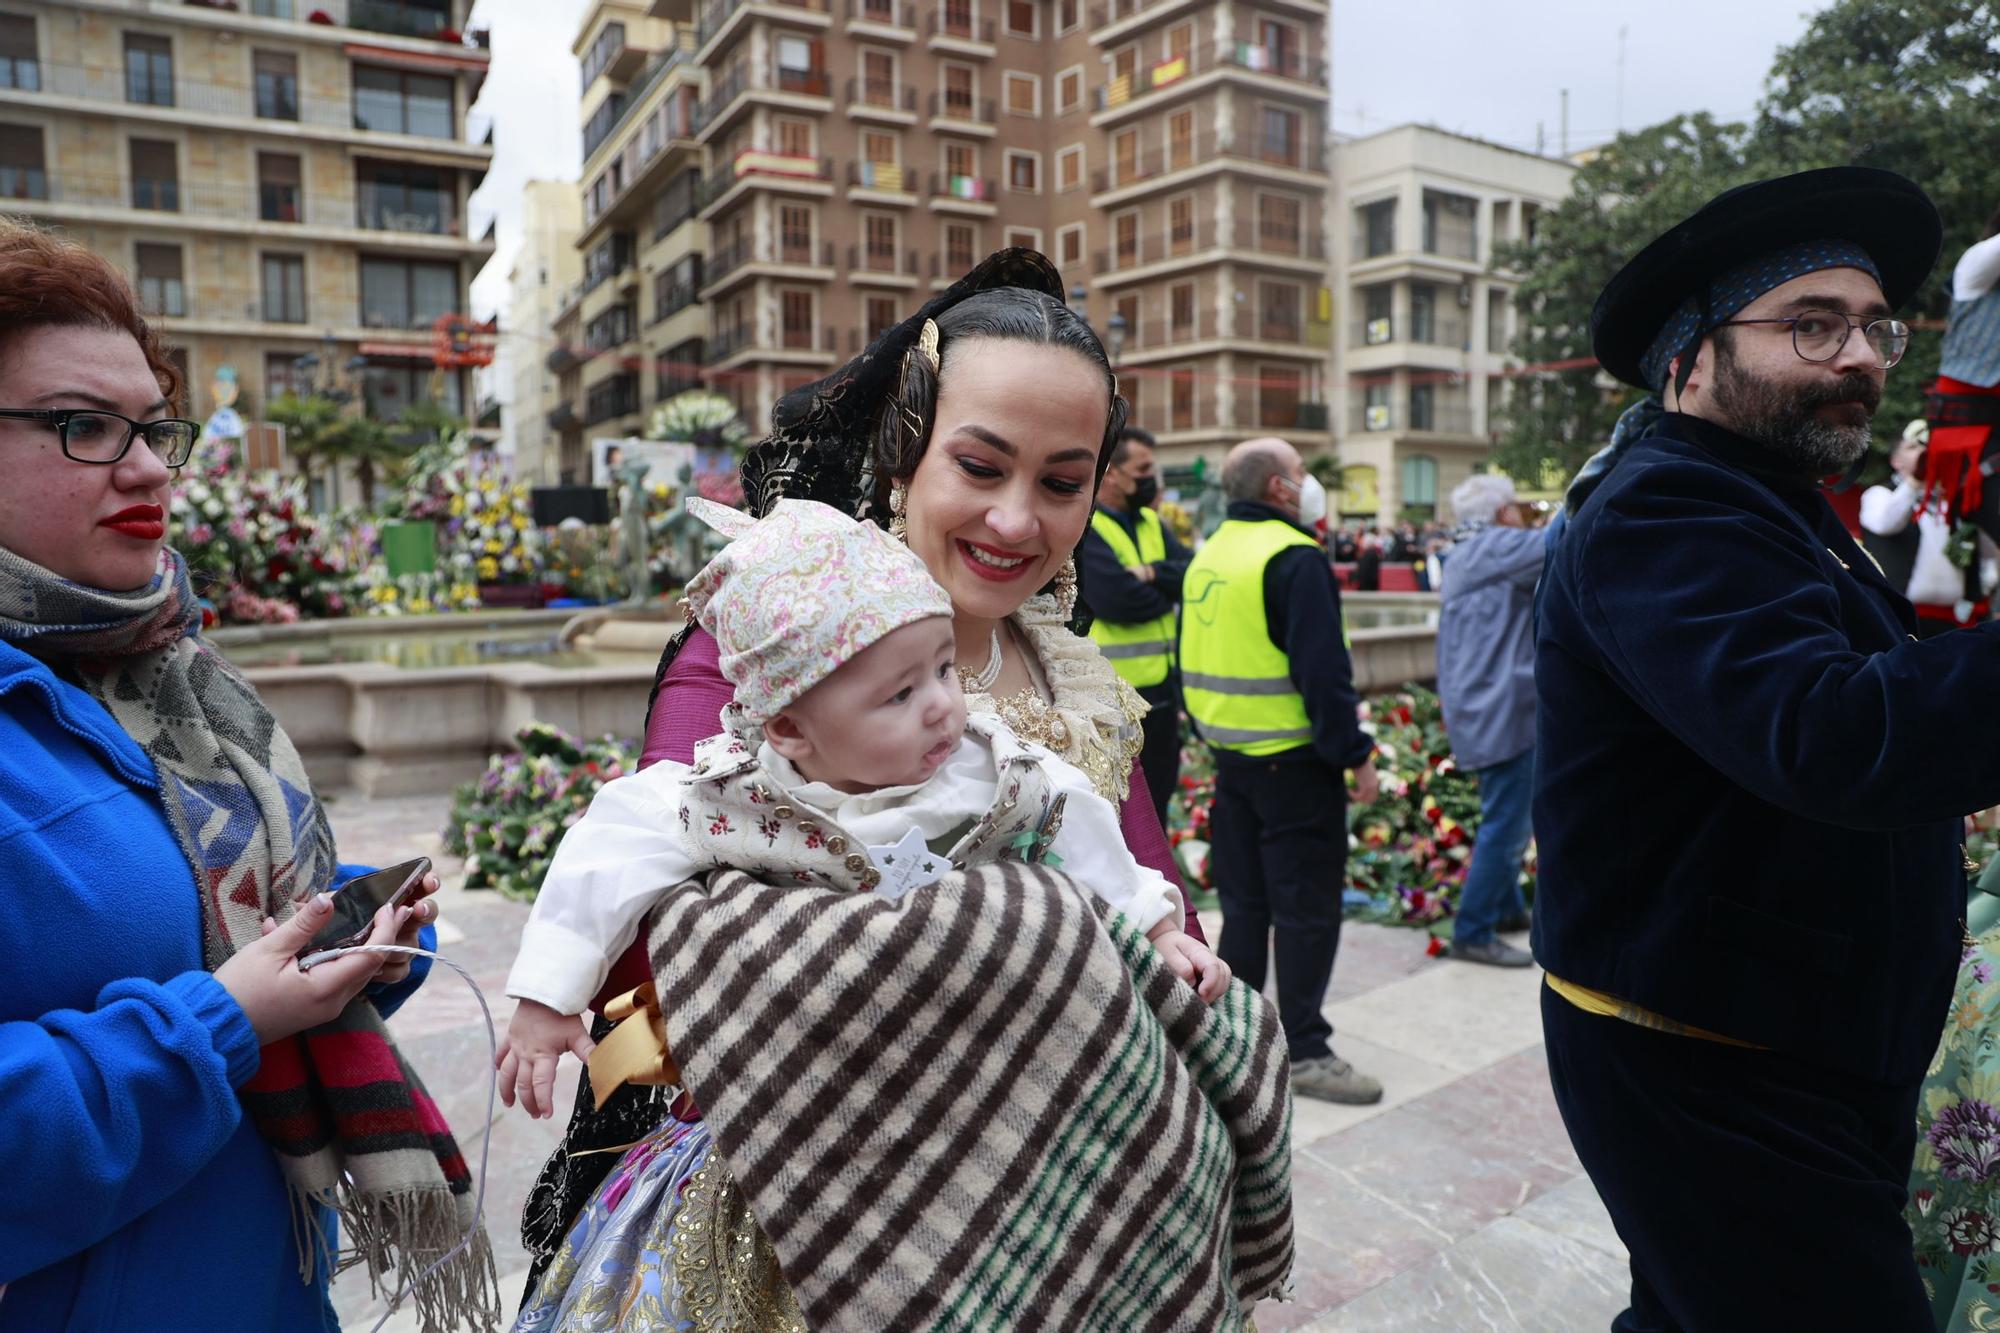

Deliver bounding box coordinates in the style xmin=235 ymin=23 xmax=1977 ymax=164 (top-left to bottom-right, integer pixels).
xmin=1535 ymin=167 xmax=1987 ymax=1329
xmin=1435 ymin=472 xmax=1547 ymax=967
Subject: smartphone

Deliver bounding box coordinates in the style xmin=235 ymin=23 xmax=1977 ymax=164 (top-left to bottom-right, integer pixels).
xmin=307 ymin=856 xmax=431 ymax=955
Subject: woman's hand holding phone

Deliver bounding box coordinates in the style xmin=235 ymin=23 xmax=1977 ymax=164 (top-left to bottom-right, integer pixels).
xmin=217 ymin=894 xmax=412 ymax=1046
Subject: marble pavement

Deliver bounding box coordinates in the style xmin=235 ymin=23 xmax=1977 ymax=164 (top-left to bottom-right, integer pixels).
xmin=325 ymin=791 xmax=1628 ymax=1333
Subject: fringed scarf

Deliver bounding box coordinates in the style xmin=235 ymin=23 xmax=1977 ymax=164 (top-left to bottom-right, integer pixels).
xmin=0 ymin=545 xmax=497 ymax=1332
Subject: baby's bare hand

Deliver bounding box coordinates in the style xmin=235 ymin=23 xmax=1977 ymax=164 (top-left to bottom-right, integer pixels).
xmin=498 ymin=998 xmax=595 ymax=1119
xmin=1149 ymin=928 xmax=1233 ymax=1004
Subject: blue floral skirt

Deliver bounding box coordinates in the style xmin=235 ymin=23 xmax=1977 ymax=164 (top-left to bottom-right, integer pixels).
xmin=513 ymin=1115 xmax=805 ymax=1333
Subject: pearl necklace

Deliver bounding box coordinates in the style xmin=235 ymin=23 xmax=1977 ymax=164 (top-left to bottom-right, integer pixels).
xmin=959 ymin=626 xmax=1003 ymax=693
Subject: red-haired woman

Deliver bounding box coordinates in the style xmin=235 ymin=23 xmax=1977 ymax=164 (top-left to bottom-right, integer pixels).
xmin=0 ymin=224 xmax=490 ymax=1332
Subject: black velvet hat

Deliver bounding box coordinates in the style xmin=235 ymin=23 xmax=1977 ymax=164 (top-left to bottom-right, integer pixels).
xmin=1590 ymin=166 xmax=1943 ymax=390
xmin=740 ymin=247 xmax=1066 ymax=520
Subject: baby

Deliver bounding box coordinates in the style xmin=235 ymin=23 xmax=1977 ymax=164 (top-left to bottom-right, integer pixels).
xmin=498 ymin=498 xmax=1226 ymax=1117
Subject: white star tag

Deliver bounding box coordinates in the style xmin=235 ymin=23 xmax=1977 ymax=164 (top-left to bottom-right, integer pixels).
xmin=866 ymin=825 xmax=947 ymax=900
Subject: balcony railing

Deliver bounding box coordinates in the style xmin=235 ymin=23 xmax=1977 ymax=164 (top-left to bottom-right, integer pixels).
xmin=845 ymin=76 xmax=916 ymax=114
xmin=929 ymin=173 xmax=994 ymax=203
xmin=927 ymin=90 xmax=996 ymax=124
xmin=846 ymin=242 xmax=921 ymax=276
xmin=7 ymin=168 xmax=485 ymax=239
xmin=696 ymin=0 xmax=830 ymax=51
xmin=348 ymin=0 xmax=455 ymax=40
xmin=927 ymin=9 xmax=996 ymax=43
xmin=696 ymin=153 xmax=833 ymax=208
xmin=1095 ymin=41 xmax=1326 ymax=111
xmin=0 ymin=58 xmax=480 ymax=141
xmin=585 ymin=374 xmax=641 ymax=425
xmin=1091 ymin=130 xmax=1318 ymax=193
xmin=1092 ymin=219 xmax=1322 ymax=275
xmin=845 ymin=0 xmax=916 ymax=27
xmin=1126 ymin=396 xmax=1220 ymax=436
xmin=706 ymin=324 xmax=753 ymax=363
xmin=931 ymin=251 xmax=981 ymax=278
xmin=1219 ymin=40 xmax=1327 ymax=84
xmin=546 ymin=402 xmax=579 ymax=431
xmin=704 ymin=237 xmax=835 ymax=286
xmin=1118 ymin=310 xmax=1330 ymax=351
xmin=847 ymin=160 xmax=920 ymax=194
xmin=355 ymin=184 xmax=463 ymax=236
xmin=1127 ymin=311 xmax=1218 ymax=351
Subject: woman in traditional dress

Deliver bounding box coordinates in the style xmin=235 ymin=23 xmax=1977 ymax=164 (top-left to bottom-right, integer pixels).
xmin=517 ymin=251 xmax=1211 ymax=1325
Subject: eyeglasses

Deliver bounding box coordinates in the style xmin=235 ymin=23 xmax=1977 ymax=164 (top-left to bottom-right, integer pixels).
xmin=0 ymin=408 xmax=202 ymax=467
xmin=1711 ymin=309 xmax=1911 ymax=370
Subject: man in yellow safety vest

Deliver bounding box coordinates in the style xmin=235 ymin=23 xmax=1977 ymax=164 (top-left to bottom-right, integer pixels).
xmin=1079 ymin=426 xmax=1191 ymax=829
xmin=1180 ymin=437 xmax=1382 ymax=1104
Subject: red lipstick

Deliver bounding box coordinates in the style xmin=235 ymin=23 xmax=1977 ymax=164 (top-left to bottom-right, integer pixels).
xmin=101 ymin=504 xmax=165 ymax=541
xmin=956 ymin=538 xmax=1038 ymax=584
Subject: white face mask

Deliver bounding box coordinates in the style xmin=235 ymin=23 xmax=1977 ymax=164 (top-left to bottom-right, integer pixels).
xmin=1282 ymin=472 xmax=1327 ymax=529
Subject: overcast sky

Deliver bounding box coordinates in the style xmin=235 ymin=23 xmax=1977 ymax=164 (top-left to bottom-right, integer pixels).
xmin=467 ymin=0 xmax=1836 ymax=316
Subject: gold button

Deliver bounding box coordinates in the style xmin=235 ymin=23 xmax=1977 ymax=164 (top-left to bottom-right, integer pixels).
xmin=826 ymin=834 xmax=847 ymax=853
xmin=860 ymin=868 xmax=882 ymax=890
xmin=773 ymin=805 xmax=794 ymax=819
xmin=799 ymin=820 xmax=819 ymax=834
xmin=844 ymin=852 xmax=867 ymax=872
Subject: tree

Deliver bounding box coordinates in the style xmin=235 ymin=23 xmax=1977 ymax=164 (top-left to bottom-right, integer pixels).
xmin=1490 ymin=0 xmax=2000 ymax=485
xmin=319 ymin=414 xmax=403 ymax=508
xmin=264 ymin=391 xmax=342 ymax=488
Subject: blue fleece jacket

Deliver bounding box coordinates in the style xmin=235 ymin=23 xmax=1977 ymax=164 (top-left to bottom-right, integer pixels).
xmin=0 ymin=640 xmax=431 ymax=1332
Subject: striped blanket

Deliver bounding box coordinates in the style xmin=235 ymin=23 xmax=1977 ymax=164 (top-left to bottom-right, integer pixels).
xmin=647 ymin=860 xmax=1294 ymax=1331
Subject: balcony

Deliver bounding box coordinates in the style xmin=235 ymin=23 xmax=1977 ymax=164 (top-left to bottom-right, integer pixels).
xmin=844 ymin=76 xmax=917 ymax=123
xmin=700 ymin=237 xmax=836 ymax=295
xmin=705 ymin=324 xmax=753 ymax=363
xmin=0 ymin=58 xmax=489 ymax=148
xmin=927 ymin=7 xmax=997 ymax=54
xmin=928 ymin=172 xmax=996 ymax=216
xmin=696 ymin=0 xmax=832 ymax=59
xmin=1090 ymin=129 xmax=1322 ymax=204
xmin=585 ymin=374 xmax=642 ymax=426
xmin=844 ymin=0 xmax=917 ymax=39
xmin=1093 ymin=41 xmax=1326 ymax=121
xmin=1126 ymin=395 xmax=1219 ymax=438
xmin=546 ymin=342 xmax=592 ymax=374
xmin=348 ymin=0 xmax=455 ymax=41
xmin=546 ymin=402 xmax=579 ymax=431
xmin=695 ymin=62 xmax=832 ymax=140
xmin=695 ymin=152 xmax=833 ymax=219
xmin=927 ymin=90 xmax=997 ymax=135
xmin=1116 ymin=309 xmax=1331 ymax=358
xmin=846 ymin=243 xmax=922 ymax=285
xmin=1087 ymin=0 xmax=1203 ymax=44
xmin=846 ymin=159 xmax=920 ymax=200
xmin=1092 ymin=218 xmax=1325 ymax=282
xmin=355 ymin=184 xmax=465 ymax=238
xmin=580 ymin=21 xmax=651 ymax=92
xmin=1350 ymin=402 xmax=1475 ymax=436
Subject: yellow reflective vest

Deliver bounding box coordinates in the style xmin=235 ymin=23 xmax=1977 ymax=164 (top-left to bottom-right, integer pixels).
xmin=1086 ymin=507 xmax=1175 ymax=689
xmin=1179 ymin=517 xmax=1319 ymax=755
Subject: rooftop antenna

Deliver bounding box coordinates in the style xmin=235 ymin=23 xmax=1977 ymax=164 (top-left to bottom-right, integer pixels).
xmin=1560 ymin=88 xmax=1570 ymax=156
xmin=1616 ymin=25 xmax=1628 ymax=133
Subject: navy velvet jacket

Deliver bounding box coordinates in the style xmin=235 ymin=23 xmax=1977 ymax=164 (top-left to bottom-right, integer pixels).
xmin=1534 ymin=412 xmax=2000 ymax=1082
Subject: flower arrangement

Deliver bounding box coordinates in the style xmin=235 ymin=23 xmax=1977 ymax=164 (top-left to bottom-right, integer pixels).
xmin=170 ymin=440 xmax=362 ymax=623
xmin=1165 ymin=686 xmax=1534 ymax=935
xmin=444 ymin=723 xmax=638 ymax=899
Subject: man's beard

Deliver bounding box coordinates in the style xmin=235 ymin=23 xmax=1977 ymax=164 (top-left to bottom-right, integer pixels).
xmin=1708 ymin=344 xmax=1883 ymax=474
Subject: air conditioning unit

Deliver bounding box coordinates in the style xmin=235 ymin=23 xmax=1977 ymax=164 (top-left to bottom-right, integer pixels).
xmin=1365 ymin=405 xmax=1391 ymax=431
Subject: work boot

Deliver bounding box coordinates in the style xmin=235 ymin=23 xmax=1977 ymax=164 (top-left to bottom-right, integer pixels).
xmin=1453 ymin=937 xmax=1534 ymax=968
xmin=1290 ymin=1053 xmax=1383 ymax=1105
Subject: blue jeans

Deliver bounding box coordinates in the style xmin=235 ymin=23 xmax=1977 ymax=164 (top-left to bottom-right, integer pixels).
xmin=1456 ymin=745 xmax=1534 ymax=948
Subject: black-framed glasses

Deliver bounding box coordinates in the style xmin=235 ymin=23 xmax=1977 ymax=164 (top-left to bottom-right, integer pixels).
xmin=1711 ymin=309 xmax=1911 ymax=370
xmin=0 ymin=408 xmax=202 ymax=467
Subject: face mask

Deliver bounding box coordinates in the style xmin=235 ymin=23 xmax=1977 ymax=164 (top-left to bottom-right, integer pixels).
xmin=1285 ymin=473 xmax=1327 ymax=529
xmin=1128 ymin=474 xmax=1159 ymax=509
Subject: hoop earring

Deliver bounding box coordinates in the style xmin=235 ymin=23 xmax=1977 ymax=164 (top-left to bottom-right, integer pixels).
xmin=1053 ymin=557 xmax=1078 ymax=619
xmin=889 ymin=479 xmax=909 ymax=544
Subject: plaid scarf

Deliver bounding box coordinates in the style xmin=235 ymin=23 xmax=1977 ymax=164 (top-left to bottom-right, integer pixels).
xmin=0 ymin=545 xmax=497 ymax=1331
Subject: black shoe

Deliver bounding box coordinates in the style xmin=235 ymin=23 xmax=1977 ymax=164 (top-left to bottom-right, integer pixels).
xmin=1497 ymin=910 xmax=1532 ymax=934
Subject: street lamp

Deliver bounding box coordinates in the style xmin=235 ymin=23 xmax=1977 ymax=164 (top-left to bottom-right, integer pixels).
xmin=1105 ymin=310 xmax=1127 ymax=365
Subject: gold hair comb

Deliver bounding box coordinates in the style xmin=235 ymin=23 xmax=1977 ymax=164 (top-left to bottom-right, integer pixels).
xmin=918 ymin=318 xmax=941 ymax=372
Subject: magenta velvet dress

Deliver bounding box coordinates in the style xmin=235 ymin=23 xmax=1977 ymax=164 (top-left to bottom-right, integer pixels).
xmin=594 ymin=627 xmax=1199 ymax=1009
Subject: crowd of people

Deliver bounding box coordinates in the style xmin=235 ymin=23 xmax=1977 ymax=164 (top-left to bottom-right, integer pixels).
xmin=8 ymin=161 xmax=2000 ymax=1332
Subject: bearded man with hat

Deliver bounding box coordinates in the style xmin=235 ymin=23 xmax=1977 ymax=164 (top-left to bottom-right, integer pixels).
xmin=1534 ymin=166 xmax=2000 ymax=1329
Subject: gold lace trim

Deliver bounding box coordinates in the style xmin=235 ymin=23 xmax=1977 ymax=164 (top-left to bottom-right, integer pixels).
xmin=671 ymin=1157 xmax=808 ymax=1332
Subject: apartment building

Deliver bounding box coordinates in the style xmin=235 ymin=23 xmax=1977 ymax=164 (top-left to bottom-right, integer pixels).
xmin=1329 ymin=124 xmax=1573 ymax=523
xmin=504 ymin=178 xmax=584 ymax=483
xmin=559 ymin=0 xmax=1332 ymax=474
xmin=0 ymin=0 xmax=494 ymax=476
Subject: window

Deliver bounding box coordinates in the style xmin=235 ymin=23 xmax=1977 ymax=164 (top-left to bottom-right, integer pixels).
xmin=1255 ymin=17 xmax=1299 ymax=76
xmin=1055 ymin=223 xmax=1083 ymax=270
xmin=1423 ymin=189 xmax=1478 ymax=259
xmin=253 ymin=0 xmax=298 ymax=16
xmin=1112 ymin=45 xmax=1137 ymax=85
xmin=124 ymin=33 xmax=173 ymax=107
xmin=1004 ymin=227 xmax=1041 ymax=251
xmin=1114 ymin=211 xmax=1138 ymax=266
xmin=1363 ymin=377 xmax=1392 ymax=429
xmin=353 ymin=66 xmax=453 ymax=139
xmin=1408 ymin=382 xmax=1435 ymax=431
xmin=1487 ymin=286 xmax=1509 ymax=354
xmin=1004 ymin=149 xmax=1038 ymax=193
xmin=1057 ymin=0 xmax=1080 ymax=32
xmin=1114 ymin=294 xmax=1140 ymax=351
xmin=261 ymin=253 xmax=306 ymax=324
xmin=1410 ymin=282 xmax=1437 ymax=343
xmin=1259 ymin=106 xmax=1300 ymax=165
xmin=0 ymin=14 xmax=37 ymax=91
xmin=862 ymin=131 xmax=898 ymax=164
xmin=257 ymin=152 xmax=302 ymax=223
xmin=1169 ymin=195 xmax=1195 ymax=253
xmin=780 ymin=289 xmax=814 ymax=349
xmin=1164 ymin=21 xmax=1192 ymax=62
xmin=1005 ymin=0 xmax=1036 ymax=38
xmin=860 ymin=48 xmax=896 ymax=107
xmin=943 ymin=140 xmax=976 ymax=181
xmin=1259 ymin=282 xmax=1300 ymax=341
xmin=941 ymin=0 xmax=976 ymax=38
xmin=775 ymin=116 xmax=813 ymax=159
xmin=1004 ymin=71 xmax=1038 ymax=116
xmin=1170 ymin=282 xmax=1196 ymax=338
xmin=265 ymin=350 xmax=305 ymax=403
xmin=253 ymin=50 xmax=297 ymax=120
xmin=364 ymin=361 xmax=459 ymax=419
xmin=360 ymin=257 xmax=459 ymax=329
xmin=1258 ymin=193 xmax=1301 ymax=253
xmin=1170 ymin=366 xmax=1195 ymax=430
xmin=129 ymin=138 xmax=178 ymax=212
xmin=944 ymin=222 xmax=977 ymax=271
xmin=779 ymin=204 xmax=813 ymax=263
xmin=136 ymin=244 xmax=185 ymax=318
xmin=1260 ymin=365 xmax=1302 ymax=430
xmin=776 ymin=35 xmax=825 ymax=95
xmin=1402 ymin=454 xmax=1438 ymax=508
xmin=1359 ymin=198 xmax=1396 ymax=257
xmin=0 ymin=122 xmax=46 ymax=200
xmin=1113 ymin=129 xmax=1138 ymax=185
xmin=866 ymin=296 xmax=898 ymax=341
xmin=1056 ymin=67 xmax=1081 ymax=114
xmin=1361 ymin=284 xmax=1393 ymax=344
xmin=941 ymin=63 xmax=974 ymax=117
xmin=1056 ymin=144 xmax=1082 ymax=193
xmin=1168 ymin=111 xmax=1194 ymax=171
xmin=358 ymin=160 xmax=453 ymax=234
xmin=863 ymin=213 xmax=897 ymax=270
